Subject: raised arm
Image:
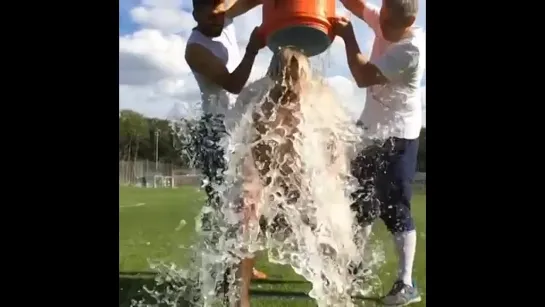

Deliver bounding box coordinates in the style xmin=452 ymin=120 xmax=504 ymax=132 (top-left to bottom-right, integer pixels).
xmin=185 ymin=44 xmax=257 ymax=94
xmin=339 ymin=0 xmax=381 ymax=33
xmin=333 ymin=15 xmax=419 ymax=88
xmin=225 ymin=0 xmax=262 ymax=19
xmin=185 ymin=27 xmax=264 ymax=94
xmin=342 ymin=28 xmax=419 ymax=88
xmin=330 ymin=17 xmax=384 ymax=88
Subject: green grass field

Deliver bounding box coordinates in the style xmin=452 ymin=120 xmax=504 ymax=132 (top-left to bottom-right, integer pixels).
xmin=120 ymin=186 xmax=426 ymax=306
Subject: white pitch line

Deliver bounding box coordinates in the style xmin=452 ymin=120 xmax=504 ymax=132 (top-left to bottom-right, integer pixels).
xmin=120 ymin=203 xmax=146 ymax=209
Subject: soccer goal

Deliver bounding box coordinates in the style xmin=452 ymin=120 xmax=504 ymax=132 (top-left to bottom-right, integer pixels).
xmin=152 ymin=175 xmax=175 ymax=188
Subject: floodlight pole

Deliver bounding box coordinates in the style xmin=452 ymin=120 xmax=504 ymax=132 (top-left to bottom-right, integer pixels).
xmin=155 ymin=129 xmax=160 ymax=172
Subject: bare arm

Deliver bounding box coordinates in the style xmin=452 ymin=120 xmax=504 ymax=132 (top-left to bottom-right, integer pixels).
xmin=342 ymin=26 xmax=421 ymax=88
xmin=225 ymin=0 xmax=262 ymax=19
xmin=185 ymin=43 xmax=258 ymax=94
xmin=339 ymin=0 xmax=381 ymax=33
xmin=342 ymin=29 xmax=388 ymax=88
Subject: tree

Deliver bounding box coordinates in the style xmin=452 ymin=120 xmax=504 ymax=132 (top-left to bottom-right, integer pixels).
xmin=118 ymin=110 xmax=428 ymax=172
xmin=119 ymin=110 xmax=189 ymax=167
xmin=146 ymin=117 xmax=183 ymax=165
xmin=119 ymin=110 xmax=149 ymax=161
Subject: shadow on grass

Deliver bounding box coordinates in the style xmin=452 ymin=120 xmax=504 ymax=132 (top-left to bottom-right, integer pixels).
xmin=119 ymin=272 xmax=380 ymax=306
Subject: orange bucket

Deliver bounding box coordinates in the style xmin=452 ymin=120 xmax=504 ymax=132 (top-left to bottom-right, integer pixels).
xmin=261 ymin=0 xmax=336 ymax=57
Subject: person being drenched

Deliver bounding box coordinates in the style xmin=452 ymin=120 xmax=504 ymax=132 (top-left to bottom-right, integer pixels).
xmin=231 ymin=47 xmax=356 ymax=306
xmin=231 ymin=47 xmax=312 ymax=307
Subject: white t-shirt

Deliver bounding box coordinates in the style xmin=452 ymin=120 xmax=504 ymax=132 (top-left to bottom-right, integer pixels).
xmin=358 ymin=4 xmax=426 ymax=140
xmin=187 ymin=18 xmax=242 ymax=117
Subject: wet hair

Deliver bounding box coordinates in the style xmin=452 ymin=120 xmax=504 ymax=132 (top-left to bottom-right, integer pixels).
xmin=383 ymin=0 xmax=419 ymax=20
xmin=251 ymin=47 xmax=310 ymax=182
xmin=264 ymin=47 xmax=312 ymax=111
xmin=266 ymin=47 xmax=311 ymax=87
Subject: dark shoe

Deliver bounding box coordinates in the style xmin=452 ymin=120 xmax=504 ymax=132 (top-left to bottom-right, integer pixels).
xmin=381 ymin=280 xmax=421 ymax=306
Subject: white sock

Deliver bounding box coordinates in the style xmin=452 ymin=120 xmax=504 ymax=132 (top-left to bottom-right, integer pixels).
xmin=393 ymin=230 xmax=417 ymax=286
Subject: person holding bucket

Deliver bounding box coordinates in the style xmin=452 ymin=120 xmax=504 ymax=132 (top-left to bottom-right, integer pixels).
xmin=184 ymin=0 xmax=268 ymax=303
xmin=334 ymin=0 xmax=425 ymax=305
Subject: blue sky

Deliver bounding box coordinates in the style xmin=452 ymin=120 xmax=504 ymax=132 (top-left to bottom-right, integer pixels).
xmin=119 ymin=0 xmax=426 ymax=124
xmin=119 ymin=0 xmax=138 ymax=34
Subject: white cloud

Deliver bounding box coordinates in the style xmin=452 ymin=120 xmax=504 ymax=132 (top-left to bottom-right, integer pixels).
xmin=119 ymin=0 xmax=426 ymax=127
xmin=130 ymin=6 xmax=194 ymax=34
xmin=119 ymin=29 xmax=190 ymax=85
xmin=325 ymin=75 xmax=366 ymax=118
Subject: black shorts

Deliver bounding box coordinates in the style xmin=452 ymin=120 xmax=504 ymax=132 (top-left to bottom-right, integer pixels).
xmin=183 ymin=114 xmax=236 ymax=297
xmin=350 ymin=137 xmax=418 ymax=233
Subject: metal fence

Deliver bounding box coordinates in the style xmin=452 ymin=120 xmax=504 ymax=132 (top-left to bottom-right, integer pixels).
xmin=119 ymin=160 xmax=201 ymax=187
xmin=119 ymin=161 xmax=425 ymax=189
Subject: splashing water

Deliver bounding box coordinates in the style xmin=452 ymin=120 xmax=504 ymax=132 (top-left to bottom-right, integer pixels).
xmin=134 ymin=48 xmax=386 ymax=307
